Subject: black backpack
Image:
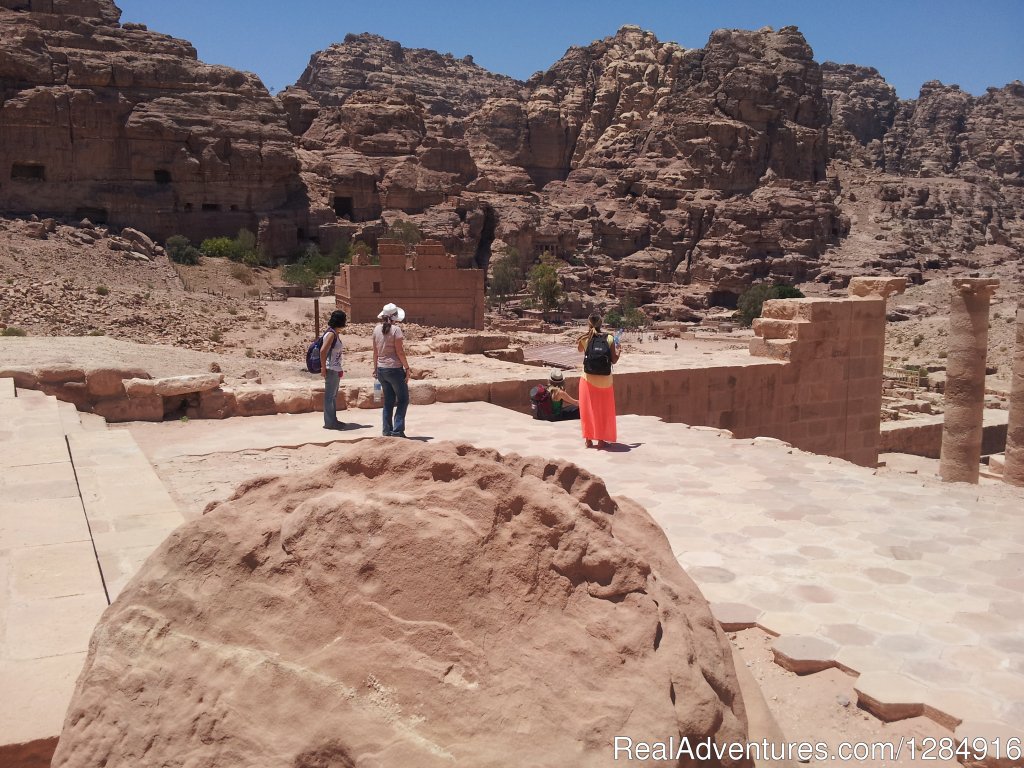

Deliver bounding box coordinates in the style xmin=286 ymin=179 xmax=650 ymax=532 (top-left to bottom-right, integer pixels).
xmin=530 ymin=385 xmax=554 ymax=420
xmin=583 ymin=333 xmax=612 ymax=375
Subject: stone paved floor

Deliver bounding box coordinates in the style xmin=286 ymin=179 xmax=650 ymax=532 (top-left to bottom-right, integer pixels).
xmin=127 ymin=401 xmax=1024 ymax=733
xmin=0 ymin=384 xmax=184 ymax=756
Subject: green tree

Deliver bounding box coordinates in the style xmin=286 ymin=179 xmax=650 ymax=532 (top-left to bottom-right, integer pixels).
xmin=621 ymin=296 xmax=646 ymax=329
xmin=488 ymin=247 xmax=521 ymax=311
xmin=165 ymin=235 xmax=200 ymax=265
xmin=736 ymin=284 xmax=805 ymax=326
xmin=388 ymin=220 xmax=422 ymax=245
xmin=528 ymin=253 xmax=562 ymax=319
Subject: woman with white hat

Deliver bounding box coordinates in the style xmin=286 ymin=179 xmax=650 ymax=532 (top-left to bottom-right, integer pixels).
xmin=372 ymin=302 xmax=411 ymax=437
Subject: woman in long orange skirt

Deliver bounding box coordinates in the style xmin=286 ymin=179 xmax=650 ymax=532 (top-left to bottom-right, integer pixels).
xmin=577 ymin=313 xmax=620 ymax=448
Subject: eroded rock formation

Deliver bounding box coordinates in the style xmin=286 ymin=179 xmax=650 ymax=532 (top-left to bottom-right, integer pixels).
xmin=52 ymin=440 xmax=750 ymax=767
xmin=0 ymin=0 xmax=304 ymax=246
xmin=1 ymin=4 xmax=1021 ymax=311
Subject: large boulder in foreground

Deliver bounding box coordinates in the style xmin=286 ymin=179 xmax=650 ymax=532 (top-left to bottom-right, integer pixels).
xmin=53 ymin=441 xmax=750 ymax=767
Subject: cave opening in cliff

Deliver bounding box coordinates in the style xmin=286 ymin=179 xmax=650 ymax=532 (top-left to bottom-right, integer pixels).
xmin=709 ymin=290 xmax=738 ymax=309
xmin=474 ymin=205 xmax=496 ymax=270
xmin=74 ymin=207 xmax=108 ymax=224
xmin=11 ymin=163 xmax=45 ymax=181
xmin=334 ymin=196 xmax=354 ymax=218
xmin=154 ymin=169 xmax=172 ymax=184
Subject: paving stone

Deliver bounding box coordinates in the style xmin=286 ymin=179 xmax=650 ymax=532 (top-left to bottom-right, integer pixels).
xmin=710 ymin=602 xmax=762 ymax=631
xmin=954 ymin=721 xmax=1024 ymax=768
xmin=0 ymin=653 xmax=88 ymax=751
xmin=853 ymin=671 xmax=926 ymax=721
xmin=772 ymin=635 xmax=839 ymax=674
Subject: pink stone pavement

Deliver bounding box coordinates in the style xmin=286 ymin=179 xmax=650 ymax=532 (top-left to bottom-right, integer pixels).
xmin=128 ymin=401 xmax=1024 ymax=734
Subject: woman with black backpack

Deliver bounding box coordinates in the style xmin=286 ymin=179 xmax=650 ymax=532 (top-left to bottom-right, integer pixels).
xmin=576 ymin=312 xmax=620 ymax=448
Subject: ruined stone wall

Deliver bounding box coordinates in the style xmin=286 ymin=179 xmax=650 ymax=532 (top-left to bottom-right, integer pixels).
xmin=3 ymin=291 xmax=892 ymax=465
xmin=490 ymin=290 xmax=895 ymax=467
xmin=336 ymin=240 xmax=484 ymax=329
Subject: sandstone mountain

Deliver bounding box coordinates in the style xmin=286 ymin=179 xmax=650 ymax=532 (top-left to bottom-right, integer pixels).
xmin=1 ymin=2 xmax=1021 ymax=317
xmin=53 ymin=440 xmax=750 ymax=766
xmin=0 ymin=0 xmax=304 ymax=251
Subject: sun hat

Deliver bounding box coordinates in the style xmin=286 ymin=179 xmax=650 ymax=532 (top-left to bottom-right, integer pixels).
xmin=378 ymin=302 xmax=406 ymax=321
xmin=548 ymin=369 xmax=564 ymax=384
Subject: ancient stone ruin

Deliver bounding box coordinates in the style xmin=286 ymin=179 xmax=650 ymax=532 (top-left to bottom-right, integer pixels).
xmin=939 ymin=278 xmax=1000 ymax=483
xmin=336 ymin=238 xmax=485 ymax=328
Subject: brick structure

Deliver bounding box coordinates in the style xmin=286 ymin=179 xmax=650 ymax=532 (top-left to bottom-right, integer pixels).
xmin=335 ymin=239 xmax=484 ymax=329
xmin=1003 ymin=302 xmax=1024 ymax=487
xmin=940 ymin=278 xmax=999 ymax=484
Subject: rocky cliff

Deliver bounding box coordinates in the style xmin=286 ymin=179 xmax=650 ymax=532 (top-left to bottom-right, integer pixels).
xmin=1 ymin=4 xmax=1021 ymax=312
xmin=0 ymin=0 xmax=304 ymax=248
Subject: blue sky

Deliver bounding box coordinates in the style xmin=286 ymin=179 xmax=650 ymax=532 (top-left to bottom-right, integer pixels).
xmin=116 ymin=0 xmax=1022 ymax=99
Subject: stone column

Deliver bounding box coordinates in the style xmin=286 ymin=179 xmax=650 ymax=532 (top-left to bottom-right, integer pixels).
xmin=1003 ymin=302 xmax=1024 ymax=487
xmin=939 ymin=278 xmax=999 ymax=483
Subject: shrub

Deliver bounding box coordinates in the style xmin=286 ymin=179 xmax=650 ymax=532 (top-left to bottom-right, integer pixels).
xmin=1 ymin=326 xmax=27 ymax=337
xmin=388 ymin=220 xmax=422 ymax=245
xmin=166 ymin=235 xmax=201 ymax=265
xmin=87 ymin=329 xmax=105 ymax=336
xmin=736 ymin=284 xmax=805 ymax=326
xmin=282 ymin=243 xmax=345 ymax=289
xmin=229 ymin=263 xmax=255 ymax=285
xmin=604 ymin=308 xmax=623 ymax=328
xmin=199 ymin=237 xmax=238 ymax=259
xmin=210 ymin=329 xmax=222 ymax=343
xmin=95 ymin=285 xmax=109 ymax=296
xmin=913 ymin=334 xmax=924 ymax=347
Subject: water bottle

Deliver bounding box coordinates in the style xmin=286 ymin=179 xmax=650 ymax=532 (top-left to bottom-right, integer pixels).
xmin=614 ymin=329 xmax=623 ymax=346
xmin=373 ymin=380 xmax=382 ymax=403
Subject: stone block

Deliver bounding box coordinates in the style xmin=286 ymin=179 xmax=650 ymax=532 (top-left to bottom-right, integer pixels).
xmin=273 ymin=388 xmax=313 ymax=414
xmin=748 ymin=338 xmax=795 ymax=361
xmin=35 ymin=366 xmax=85 ymax=385
xmin=41 ymin=381 xmax=91 ymax=409
xmin=433 ymin=333 xmax=510 ymax=354
xmin=197 ymin=388 xmax=235 ymax=419
xmin=853 ymin=671 xmax=926 ymax=721
xmin=234 ymin=388 xmax=276 ymax=417
xmin=124 ymin=374 xmax=223 ymax=398
xmin=759 ymin=299 xmax=803 ymax=321
xmin=92 ymin=395 xmax=164 ymax=423
xmin=771 ymin=635 xmax=839 ymax=675
xmin=490 ymin=379 xmax=532 ymax=413
xmin=434 ymin=380 xmax=491 ymax=403
xmin=408 ymin=382 xmax=436 ymax=406
xmin=0 ymin=367 xmax=38 ymax=388
xmin=84 ymin=367 xmax=148 ymax=398
xmin=847 ymin=276 xmax=907 ymax=299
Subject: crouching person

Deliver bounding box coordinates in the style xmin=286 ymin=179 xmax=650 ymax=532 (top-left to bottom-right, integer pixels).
xmin=530 ymin=370 xmax=580 ymax=421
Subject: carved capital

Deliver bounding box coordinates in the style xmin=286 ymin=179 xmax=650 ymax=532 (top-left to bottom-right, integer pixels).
xmin=952 ymin=278 xmax=999 ymax=299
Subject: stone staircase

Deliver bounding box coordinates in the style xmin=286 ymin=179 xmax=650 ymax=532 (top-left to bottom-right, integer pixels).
xmin=0 ymin=379 xmax=184 ymax=765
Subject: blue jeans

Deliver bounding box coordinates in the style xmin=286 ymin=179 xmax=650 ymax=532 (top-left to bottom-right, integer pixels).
xmin=323 ymin=369 xmax=342 ymax=428
xmin=378 ymin=367 xmax=408 ymax=435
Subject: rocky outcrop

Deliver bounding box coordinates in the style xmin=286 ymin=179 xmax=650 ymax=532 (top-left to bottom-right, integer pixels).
xmin=821 ymin=62 xmax=898 ymax=167
xmin=52 ymin=440 xmax=750 ymax=767
xmin=0 ymin=0 xmax=304 ymax=249
xmin=1 ymin=3 xmax=1021 ymax=309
